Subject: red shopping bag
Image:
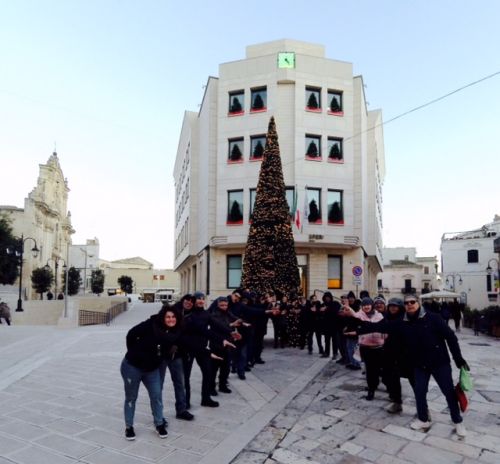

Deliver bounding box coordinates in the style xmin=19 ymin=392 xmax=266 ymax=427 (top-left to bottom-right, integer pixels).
xmin=455 ymin=383 xmax=468 ymax=412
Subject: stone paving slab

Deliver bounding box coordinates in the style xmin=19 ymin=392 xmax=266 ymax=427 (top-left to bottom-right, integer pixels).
xmin=1 ymin=307 xmax=500 ymax=464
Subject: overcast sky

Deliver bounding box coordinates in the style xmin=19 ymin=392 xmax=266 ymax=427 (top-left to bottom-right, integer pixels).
xmin=1 ymin=0 xmax=498 ymax=268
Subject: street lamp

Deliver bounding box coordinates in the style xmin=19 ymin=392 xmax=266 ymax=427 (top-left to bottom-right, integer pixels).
xmin=486 ymin=258 xmax=500 ymax=298
xmin=80 ymin=248 xmax=94 ymax=295
xmin=44 ymin=258 xmax=66 ymax=296
xmin=445 ymin=273 xmax=462 ymax=292
xmin=6 ymin=235 xmax=39 ymax=312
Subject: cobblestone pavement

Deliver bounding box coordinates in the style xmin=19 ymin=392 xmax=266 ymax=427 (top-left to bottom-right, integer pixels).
xmin=232 ymin=330 xmax=500 ymax=464
xmin=1 ymin=304 xmax=499 ymax=464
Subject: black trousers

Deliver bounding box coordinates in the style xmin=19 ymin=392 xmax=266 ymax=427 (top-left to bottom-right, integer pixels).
xmin=359 ymin=345 xmax=384 ymax=393
xmin=210 ymin=353 xmax=230 ymax=390
xmin=182 ymin=351 xmax=213 ymax=405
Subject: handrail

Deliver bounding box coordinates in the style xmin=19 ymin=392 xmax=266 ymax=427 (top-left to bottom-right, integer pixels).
xmin=78 ymin=302 xmax=127 ymax=326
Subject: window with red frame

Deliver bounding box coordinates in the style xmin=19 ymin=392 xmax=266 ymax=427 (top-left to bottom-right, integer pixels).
xmin=327 ymin=190 xmax=344 ymax=224
xmin=328 ymin=90 xmax=343 ymax=114
xmin=228 ymin=90 xmax=244 ymax=115
xmin=250 ymin=135 xmax=265 ymax=160
xmin=227 ymin=190 xmax=244 ymax=224
xmin=305 ymin=134 xmax=321 ymax=160
xmin=250 ymin=87 xmax=267 ymax=112
xmin=307 ymin=188 xmax=322 ymax=224
xmin=306 ymin=86 xmax=321 ymax=111
xmin=327 ymin=137 xmax=343 ymax=162
xmin=228 ymin=138 xmax=244 ymax=163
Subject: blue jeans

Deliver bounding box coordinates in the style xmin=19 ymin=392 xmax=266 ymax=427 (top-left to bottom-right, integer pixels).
xmin=413 ymin=364 xmax=462 ymax=424
xmin=346 ymin=337 xmax=361 ymax=367
xmin=159 ymin=357 xmax=187 ymax=414
xmin=120 ymin=358 xmax=164 ymax=428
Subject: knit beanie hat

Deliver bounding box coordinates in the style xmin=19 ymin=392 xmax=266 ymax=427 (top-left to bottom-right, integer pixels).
xmin=193 ymin=291 xmax=205 ymax=299
xmin=361 ymin=297 xmax=373 ymax=306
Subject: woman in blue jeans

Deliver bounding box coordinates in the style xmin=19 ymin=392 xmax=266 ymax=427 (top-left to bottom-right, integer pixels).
xmin=120 ymin=305 xmax=182 ymax=440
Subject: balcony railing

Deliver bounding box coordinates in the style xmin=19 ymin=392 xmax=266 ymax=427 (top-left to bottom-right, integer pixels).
xmin=401 ymin=287 xmax=416 ymax=294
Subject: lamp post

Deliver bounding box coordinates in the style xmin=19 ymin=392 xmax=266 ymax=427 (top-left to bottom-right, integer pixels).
xmin=486 ymin=258 xmax=500 ymax=300
xmin=6 ymin=235 xmax=39 ymax=312
xmin=80 ymin=247 xmax=94 ymax=295
xmin=445 ymin=273 xmax=462 ymax=292
xmin=45 ymin=258 xmax=66 ymax=297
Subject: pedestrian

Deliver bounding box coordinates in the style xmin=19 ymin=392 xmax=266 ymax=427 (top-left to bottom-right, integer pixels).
xmin=472 ymin=310 xmax=483 ymax=336
xmin=348 ymin=294 xmax=469 ymax=437
xmin=158 ymin=305 xmax=194 ymax=422
xmin=348 ymin=297 xmax=385 ymax=400
xmin=120 ymin=306 xmax=173 ymax=440
xmin=373 ymin=296 xmax=386 ymax=315
xmin=321 ymin=292 xmax=340 ymax=359
xmin=0 ymin=300 xmax=12 ymax=325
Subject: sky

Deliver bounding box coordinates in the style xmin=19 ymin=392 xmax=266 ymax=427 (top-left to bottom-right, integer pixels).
xmin=1 ymin=0 xmax=499 ymax=268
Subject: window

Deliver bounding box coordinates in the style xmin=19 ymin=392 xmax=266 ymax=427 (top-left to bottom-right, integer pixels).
xmin=305 ymin=134 xmax=321 ymax=160
xmin=327 ymin=190 xmax=343 ymax=224
xmin=306 ymin=188 xmax=321 ymax=223
xmin=228 ymin=90 xmax=244 ymax=115
xmin=250 ymin=87 xmax=267 ymax=112
xmin=327 ymin=137 xmax=343 ymax=162
xmin=285 ymin=187 xmax=295 ymax=215
xmin=250 ymin=135 xmax=265 ymax=160
xmin=328 ymin=90 xmax=343 ymax=114
xmin=404 ymin=279 xmax=412 ymax=292
xmin=227 ymin=255 xmax=242 ymax=289
xmin=306 ymin=86 xmax=321 ymax=111
xmin=249 ymin=188 xmax=256 ymax=220
xmin=467 ymin=249 xmax=479 ymax=263
xmin=328 ymin=255 xmax=342 ymax=289
xmin=377 ymin=279 xmax=383 ymax=289
xmin=228 ymin=138 xmax=244 ymax=163
xmin=424 ymin=266 xmax=429 ymax=275
xmin=227 ymin=190 xmax=244 ymax=224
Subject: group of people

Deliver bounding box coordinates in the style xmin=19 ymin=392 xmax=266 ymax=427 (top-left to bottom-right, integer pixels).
xmin=121 ymin=288 xmax=470 ymax=440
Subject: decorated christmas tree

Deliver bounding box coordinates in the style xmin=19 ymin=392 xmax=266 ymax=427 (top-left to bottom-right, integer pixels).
xmin=241 ymin=116 xmax=300 ymax=297
xmin=252 ymin=140 xmax=264 ymax=159
xmin=307 ymin=93 xmax=319 ymax=109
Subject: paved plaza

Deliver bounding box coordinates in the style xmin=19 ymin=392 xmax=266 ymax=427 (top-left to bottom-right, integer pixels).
xmin=0 ymin=302 xmax=499 ymax=464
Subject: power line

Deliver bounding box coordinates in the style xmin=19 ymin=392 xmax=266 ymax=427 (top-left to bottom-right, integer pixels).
xmin=345 ymin=70 xmax=500 ymax=142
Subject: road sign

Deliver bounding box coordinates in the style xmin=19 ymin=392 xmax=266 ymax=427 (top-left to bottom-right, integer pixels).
xmin=352 ymin=266 xmax=363 ymax=277
xmin=353 ymin=276 xmax=362 ymax=285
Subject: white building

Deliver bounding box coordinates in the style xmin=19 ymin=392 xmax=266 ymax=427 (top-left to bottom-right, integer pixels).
xmin=377 ymin=247 xmax=439 ymax=299
xmin=174 ymin=39 xmax=385 ymax=298
xmin=69 ymin=238 xmax=100 ymax=293
xmin=441 ymin=215 xmax=500 ymax=309
xmin=0 ymin=152 xmax=74 ymax=300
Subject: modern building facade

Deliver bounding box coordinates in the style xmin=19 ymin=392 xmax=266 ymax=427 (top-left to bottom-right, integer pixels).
xmin=69 ymin=238 xmax=100 ymax=293
xmin=377 ymin=247 xmax=439 ymax=299
xmin=0 ymin=152 xmax=74 ymax=300
xmin=441 ymin=215 xmax=500 ymax=309
xmin=174 ymin=39 xmax=385 ymax=299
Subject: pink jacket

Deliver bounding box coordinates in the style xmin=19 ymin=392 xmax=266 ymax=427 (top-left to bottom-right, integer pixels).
xmin=353 ymin=310 xmax=386 ymax=347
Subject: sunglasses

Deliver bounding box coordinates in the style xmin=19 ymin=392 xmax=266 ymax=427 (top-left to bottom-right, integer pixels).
xmin=404 ymin=300 xmax=417 ymax=305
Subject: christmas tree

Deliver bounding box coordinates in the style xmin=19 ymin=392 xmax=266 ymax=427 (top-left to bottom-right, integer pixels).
xmin=306 ymin=141 xmax=319 ymax=157
xmin=230 ymin=96 xmax=242 ymax=113
xmin=308 ymin=199 xmax=321 ymax=222
xmin=230 ymin=143 xmax=243 ymax=161
xmin=241 ymin=116 xmax=300 ymax=297
xmin=330 ymin=95 xmax=341 ymax=112
xmin=252 ymin=93 xmax=264 ymax=110
xmin=328 ymin=202 xmax=343 ymax=223
xmin=252 ymin=140 xmax=264 ymax=159
xmin=329 ymin=142 xmax=342 ymax=160
xmin=307 ymin=93 xmax=319 ymax=109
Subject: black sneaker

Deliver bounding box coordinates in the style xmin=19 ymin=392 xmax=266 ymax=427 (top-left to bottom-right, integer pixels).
xmin=176 ymin=410 xmax=194 ymax=421
xmin=219 ymin=385 xmax=232 ymax=394
xmin=156 ymin=423 xmax=168 ymax=438
xmin=201 ymin=398 xmax=219 ymax=407
xmin=125 ymin=426 xmax=136 ymax=441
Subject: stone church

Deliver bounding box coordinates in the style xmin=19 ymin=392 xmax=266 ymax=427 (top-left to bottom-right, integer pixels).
xmin=0 ymin=152 xmax=74 ymax=300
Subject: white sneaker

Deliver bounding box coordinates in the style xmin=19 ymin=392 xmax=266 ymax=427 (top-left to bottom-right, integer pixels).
xmin=455 ymin=422 xmax=467 ymax=437
xmin=410 ymin=419 xmax=432 ymax=432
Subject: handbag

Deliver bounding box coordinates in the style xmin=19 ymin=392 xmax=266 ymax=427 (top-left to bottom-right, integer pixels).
xmin=455 ymin=383 xmax=468 ymax=412
xmin=459 ymin=367 xmax=473 ymax=392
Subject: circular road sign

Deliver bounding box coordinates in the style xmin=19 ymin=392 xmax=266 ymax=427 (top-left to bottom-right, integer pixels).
xmin=352 ymin=266 xmax=363 ymax=277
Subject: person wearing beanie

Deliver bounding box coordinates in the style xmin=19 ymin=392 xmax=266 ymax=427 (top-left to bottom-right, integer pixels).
xmin=373 ymin=296 xmax=386 ymax=314
xmin=350 ymin=297 xmax=385 ymax=400
xmin=382 ymin=297 xmax=412 ymax=414
xmin=346 ymin=294 xmax=469 ymax=437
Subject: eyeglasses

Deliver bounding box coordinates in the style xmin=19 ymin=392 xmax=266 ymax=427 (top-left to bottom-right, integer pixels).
xmin=404 ymin=300 xmax=417 ymax=305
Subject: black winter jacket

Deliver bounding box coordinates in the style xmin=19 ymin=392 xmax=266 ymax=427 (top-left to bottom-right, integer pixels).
xmin=125 ymin=315 xmax=179 ymax=371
